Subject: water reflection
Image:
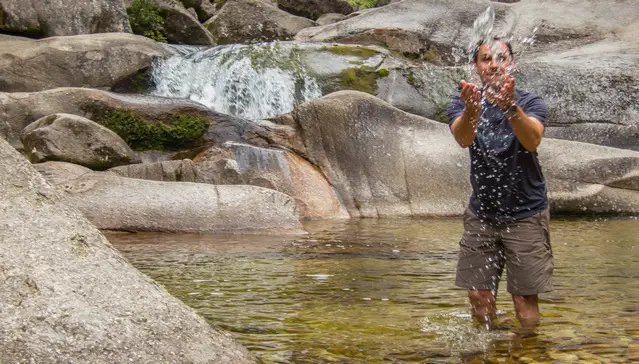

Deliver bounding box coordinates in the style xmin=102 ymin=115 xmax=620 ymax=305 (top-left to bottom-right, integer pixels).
xmin=106 ymin=217 xmax=639 ymax=363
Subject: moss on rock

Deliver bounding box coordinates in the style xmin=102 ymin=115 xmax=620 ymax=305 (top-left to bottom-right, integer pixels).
xmin=102 ymin=110 xmax=210 ymax=151
xmin=321 ymin=45 xmax=379 ymax=58
xmin=339 ymin=65 xmax=387 ymax=95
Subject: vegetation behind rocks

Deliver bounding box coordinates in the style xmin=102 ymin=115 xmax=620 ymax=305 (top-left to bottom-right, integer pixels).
xmin=127 ymin=0 xmax=168 ymax=42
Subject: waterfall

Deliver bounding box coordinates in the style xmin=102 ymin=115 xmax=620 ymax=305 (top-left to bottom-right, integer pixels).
xmin=150 ymin=42 xmax=323 ymax=119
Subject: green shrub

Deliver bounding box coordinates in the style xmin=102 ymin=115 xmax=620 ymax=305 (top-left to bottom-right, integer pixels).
xmin=127 ymin=0 xmax=168 ymax=43
xmin=103 ymin=110 xmax=210 ymax=151
xmin=347 ymin=0 xmax=385 ymax=10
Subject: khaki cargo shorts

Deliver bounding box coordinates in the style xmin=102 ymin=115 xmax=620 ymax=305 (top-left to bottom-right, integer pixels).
xmin=455 ymin=207 xmax=554 ymax=296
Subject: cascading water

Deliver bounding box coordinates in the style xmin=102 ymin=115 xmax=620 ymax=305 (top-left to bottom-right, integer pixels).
xmin=150 ymin=42 xmax=323 ymax=119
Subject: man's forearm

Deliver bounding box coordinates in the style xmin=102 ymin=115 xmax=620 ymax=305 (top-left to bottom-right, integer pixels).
xmin=451 ymin=109 xmax=479 ymax=148
xmin=507 ymin=105 xmax=544 ymax=152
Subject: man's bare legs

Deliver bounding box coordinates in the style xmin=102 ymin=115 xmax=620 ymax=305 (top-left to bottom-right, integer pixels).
xmin=469 ymin=291 xmax=540 ymax=335
xmin=512 ymin=295 xmax=540 ymax=336
xmin=468 ymin=290 xmax=497 ymax=328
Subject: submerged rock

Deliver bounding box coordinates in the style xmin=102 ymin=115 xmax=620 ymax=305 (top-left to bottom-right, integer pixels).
xmin=0 ymin=137 xmax=256 ymax=363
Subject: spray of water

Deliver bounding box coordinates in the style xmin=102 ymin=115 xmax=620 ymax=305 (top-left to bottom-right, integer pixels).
xmin=151 ymin=42 xmax=322 ymax=119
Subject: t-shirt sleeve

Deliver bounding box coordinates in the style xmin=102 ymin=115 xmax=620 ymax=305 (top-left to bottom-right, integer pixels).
xmin=447 ymin=96 xmax=465 ymax=129
xmin=519 ymin=93 xmax=548 ymax=125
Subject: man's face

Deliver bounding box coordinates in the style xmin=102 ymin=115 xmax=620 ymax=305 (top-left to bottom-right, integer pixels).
xmin=474 ymin=41 xmax=513 ymax=89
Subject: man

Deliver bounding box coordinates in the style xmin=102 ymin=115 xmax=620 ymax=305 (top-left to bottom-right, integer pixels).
xmin=447 ymin=38 xmax=553 ymax=335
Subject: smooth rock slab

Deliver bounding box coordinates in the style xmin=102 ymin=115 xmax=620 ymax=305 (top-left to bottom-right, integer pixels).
xmin=0 ymin=137 xmax=256 ymax=363
xmin=44 ymin=169 xmax=305 ymax=233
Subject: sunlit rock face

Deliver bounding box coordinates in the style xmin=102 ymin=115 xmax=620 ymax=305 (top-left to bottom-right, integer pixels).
xmin=291 ymin=91 xmax=639 ymax=216
xmin=0 ymin=137 xmax=257 ymax=363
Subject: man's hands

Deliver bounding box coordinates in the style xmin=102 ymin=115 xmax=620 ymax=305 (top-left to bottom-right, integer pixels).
xmin=485 ymin=71 xmax=516 ymax=112
xmin=460 ymin=80 xmax=481 ymax=116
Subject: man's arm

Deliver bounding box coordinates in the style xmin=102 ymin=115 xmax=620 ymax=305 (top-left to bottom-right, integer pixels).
xmin=488 ymin=72 xmax=545 ymax=152
xmin=505 ymin=105 xmax=544 ymax=152
xmin=450 ymin=80 xmax=481 ymax=148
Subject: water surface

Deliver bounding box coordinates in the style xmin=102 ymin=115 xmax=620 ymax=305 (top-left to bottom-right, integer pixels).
xmin=106 ymin=217 xmax=639 ymax=363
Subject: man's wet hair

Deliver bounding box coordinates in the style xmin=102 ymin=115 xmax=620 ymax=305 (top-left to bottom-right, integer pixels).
xmin=472 ymin=37 xmax=514 ymax=62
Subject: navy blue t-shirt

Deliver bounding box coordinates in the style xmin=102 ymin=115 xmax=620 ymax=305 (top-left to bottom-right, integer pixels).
xmin=447 ymin=89 xmax=548 ymax=223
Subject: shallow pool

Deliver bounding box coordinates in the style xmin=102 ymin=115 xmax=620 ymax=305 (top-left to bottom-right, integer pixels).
xmin=106 ymin=217 xmax=639 ymax=363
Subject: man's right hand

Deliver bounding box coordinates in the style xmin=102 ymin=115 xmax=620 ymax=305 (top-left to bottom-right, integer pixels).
xmin=460 ymin=80 xmax=481 ymax=116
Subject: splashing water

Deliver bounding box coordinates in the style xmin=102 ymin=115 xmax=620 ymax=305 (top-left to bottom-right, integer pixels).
xmin=151 ymin=42 xmax=322 ymax=119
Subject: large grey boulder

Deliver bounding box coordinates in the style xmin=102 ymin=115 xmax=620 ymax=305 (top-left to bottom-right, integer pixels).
xmin=517 ymin=39 xmax=639 ymax=151
xmin=540 ymin=139 xmax=639 ymax=214
xmin=0 ymin=33 xmax=174 ymax=93
xmin=291 ymin=91 xmax=639 ymax=216
xmin=292 ymin=90 xmax=472 ymax=217
xmin=180 ymin=0 xmax=217 ymax=22
xmin=204 ymin=0 xmax=316 ymax=44
xmin=21 ymin=114 xmax=139 ymax=170
xmin=36 ymin=163 xmax=305 ymax=233
xmin=0 ymin=0 xmax=130 ymax=38
xmin=155 ymin=0 xmax=216 ymax=45
xmin=0 ymin=137 xmax=256 ymax=363
xmin=277 ymin=0 xmax=353 ymax=20
xmin=296 ymin=0 xmax=510 ymax=62
xmin=0 ymin=88 xmax=299 ymax=155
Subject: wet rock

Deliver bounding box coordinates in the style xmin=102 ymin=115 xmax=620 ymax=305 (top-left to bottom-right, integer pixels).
xmin=36 ymin=165 xmax=304 ymax=233
xmin=0 ymin=137 xmax=256 ymax=363
xmin=21 ymin=114 xmax=139 ymax=170
xmin=0 ymin=0 xmax=130 ymax=38
xmin=0 ymin=33 xmax=174 ymax=93
xmin=204 ymin=0 xmax=316 ymax=44
xmin=277 ymin=0 xmax=353 ymax=21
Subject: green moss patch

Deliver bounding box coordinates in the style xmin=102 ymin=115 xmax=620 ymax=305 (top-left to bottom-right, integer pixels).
xmin=127 ymin=0 xmax=168 ymax=43
xmin=103 ymin=110 xmax=210 ymax=151
xmin=339 ymin=65 xmax=388 ymax=95
xmin=321 ymin=45 xmax=379 ymax=59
